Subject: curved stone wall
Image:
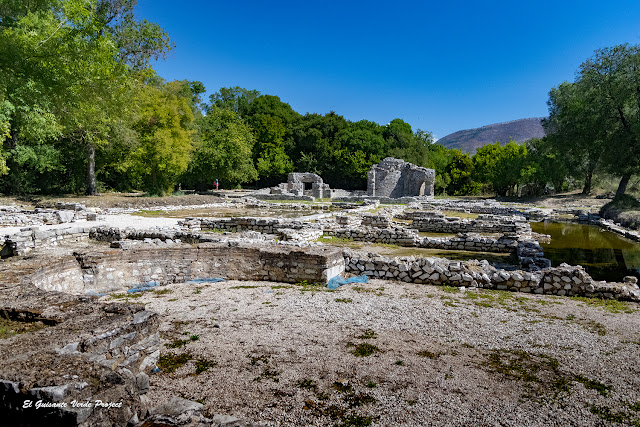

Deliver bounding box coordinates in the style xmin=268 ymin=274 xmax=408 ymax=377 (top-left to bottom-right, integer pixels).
xmin=28 ymin=243 xmax=345 ymax=295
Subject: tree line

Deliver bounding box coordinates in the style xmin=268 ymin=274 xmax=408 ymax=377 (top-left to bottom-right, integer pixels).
xmin=1 ymin=1 xmax=638 ymax=197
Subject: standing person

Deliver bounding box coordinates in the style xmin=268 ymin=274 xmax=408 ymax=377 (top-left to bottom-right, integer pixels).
xmin=215 ymin=179 xmax=219 ymax=190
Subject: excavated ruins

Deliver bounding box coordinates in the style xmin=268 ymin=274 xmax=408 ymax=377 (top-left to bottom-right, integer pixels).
xmin=1 ymin=161 xmax=640 ymax=426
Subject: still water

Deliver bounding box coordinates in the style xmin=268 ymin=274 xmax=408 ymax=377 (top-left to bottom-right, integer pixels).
xmin=530 ymin=222 xmax=640 ymax=282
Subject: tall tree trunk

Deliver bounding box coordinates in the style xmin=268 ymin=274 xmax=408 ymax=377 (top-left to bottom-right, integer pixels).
xmin=582 ymin=170 xmax=592 ymax=195
xmin=86 ymin=143 xmax=97 ymax=195
xmin=615 ymin=173 xmax=632 ymax=197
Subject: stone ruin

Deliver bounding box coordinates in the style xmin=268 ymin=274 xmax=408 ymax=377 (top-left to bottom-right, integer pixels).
xmin=367 ymin=157 xmax=435 ymax=198
xmin=270 ymin=172 xmax=332 ymax=199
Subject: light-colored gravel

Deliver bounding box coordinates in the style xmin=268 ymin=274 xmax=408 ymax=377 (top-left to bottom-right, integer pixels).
xmin=120 ymin=279 xmax=640 ymax=426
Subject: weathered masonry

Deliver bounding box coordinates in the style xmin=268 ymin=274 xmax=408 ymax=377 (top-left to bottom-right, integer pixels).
xmin=367 ymin=157 xmax=435 ymax=198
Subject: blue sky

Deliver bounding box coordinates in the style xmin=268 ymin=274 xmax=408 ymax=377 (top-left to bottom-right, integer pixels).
xmin=135 ymin=0 xmax=640 ymax=139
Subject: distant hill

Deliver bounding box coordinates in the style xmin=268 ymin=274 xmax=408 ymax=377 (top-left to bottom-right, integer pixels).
xmin=437 ymin=118 xmax=546 ymax=153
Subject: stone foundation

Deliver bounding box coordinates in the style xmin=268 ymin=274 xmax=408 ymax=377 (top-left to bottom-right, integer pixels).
xmin=29 ymin=243 xmax=345 ymax=295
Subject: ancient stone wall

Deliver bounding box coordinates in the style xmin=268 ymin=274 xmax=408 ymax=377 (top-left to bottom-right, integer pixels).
xmin=343 ymin=250 xmax=640 ymax=301
xmin=409 ymin=213 xmax=529 ymax=234
xmin=2 ymin=226 xmax=92 ymax=256
xmin=324 ymin=225 xmax=519 ymax=254
xmin=29 ymin=244 xmax=345 ymax=295
xmin=367 ymin=157 xmax=435 ymax=198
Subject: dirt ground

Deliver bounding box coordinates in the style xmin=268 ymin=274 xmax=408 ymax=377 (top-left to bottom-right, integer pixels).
xmin=118 ymin=279 xmax=640 ymax=426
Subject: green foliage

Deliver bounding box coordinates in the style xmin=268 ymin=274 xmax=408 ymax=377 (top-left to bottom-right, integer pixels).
xmin=445 ymin=149 xmax=479 ymax=195
xmin=182 ymin=108 xmax=257 ymax=190
xmin=126 ymin=82 xmax=196 ymax=195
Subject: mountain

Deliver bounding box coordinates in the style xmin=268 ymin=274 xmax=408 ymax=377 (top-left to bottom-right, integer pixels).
xmin=437 ymin=117 xmax=546 ymax=153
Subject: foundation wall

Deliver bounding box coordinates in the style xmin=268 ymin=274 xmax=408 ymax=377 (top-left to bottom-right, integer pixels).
xmin=29 ymin=244 xmax=345 ymax=295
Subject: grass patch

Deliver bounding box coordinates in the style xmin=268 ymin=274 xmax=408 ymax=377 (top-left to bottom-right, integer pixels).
xmin=109 ymin=292 xmax=142 ymax=300
xmin=441 ymin=285 xmax=460 ymax=293
xmin=153 ymin=289 xmax=173 ymax=296
xmin=416 ymin=350 xmax=440 ymax=359
xmin=335 ymin=298 xmax=353 ymax=303
xmin=157 ymin=352 xmax=191 ymax=373
xmin=347 ymin=342 xmax=380 ymax=357
xmin=441 ymin=210 xmax=479 ymax=219
xmin=296 ymin=280 xmax=331 ymax=293
xmin=336 ymin=415 xmax=376 ymax=427
xmin=132 ymin=209 xmax=167 ymax=217
xmin=315 ymin=235 xmax=361 ymax=248
xmin=229 ymin=285 xmax=261 ymax=289
xmin=571 ymin=296 xmax=634 ymax=314
xmin=589 ymin=405 xmax=633 ymax=424
xmin=574 ymin=374 xmax=613 ymax=397
xmin=0 ymin=318 xmax=47 ymax=339
xmin=165 ymin=339 xmax=190 ymax=349
xmin=194 ymin=358 xmax=216 ymax=374
xmin=247 ymin=354 xmax=270 ymax=366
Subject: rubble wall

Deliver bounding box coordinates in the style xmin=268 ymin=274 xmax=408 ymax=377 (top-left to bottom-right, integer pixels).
xmin=344 ymin=250 xmax=640 ymax=301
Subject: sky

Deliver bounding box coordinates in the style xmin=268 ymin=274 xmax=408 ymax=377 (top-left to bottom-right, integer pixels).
xmin=134 ymin=0 xmax=640 ymax=139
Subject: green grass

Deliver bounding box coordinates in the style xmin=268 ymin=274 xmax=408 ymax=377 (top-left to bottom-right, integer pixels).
xmin=315 ymin=235 xmax=356 ymax=245
xmin=157 ymin=352 xmax=191 ymax=373
xmin=571 ymin=296 xmax=635 ymax=314
xmin=132 ymin=209 xmax=168 ymax=217
xmin=194 ymin=358 xmax=216 ymax=374
xmin=335 ymin=298 xmax=353 ymax=303
xmin=416 ymin=350 xmax=440 ymax=359
xmin=347 ymin=342 xmax=380 ymax=357
xmin=0 ymin=318 xmax=47 ymax=339
xmin=295 ymin=280 xmax=331 ymax=293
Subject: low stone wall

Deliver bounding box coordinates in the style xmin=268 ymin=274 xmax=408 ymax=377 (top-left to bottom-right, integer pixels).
xmin=324 ymin=225 xmax=519 ymax=254
xmin=253 ymin=194 xmax=315 ymax=201
xmin=343 ymin=250 xmax=640 ymax=301
xmin=409 ymin=212 xmax=530 ymax=234
xmin=2 ymin=226 xmax=92 ymax=256
xmin=29 ymin=243 xmax=345 ymax=295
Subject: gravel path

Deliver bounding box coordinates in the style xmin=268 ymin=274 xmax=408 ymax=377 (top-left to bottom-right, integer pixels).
xmin=120 ymin=279 xmax=640 ymax=426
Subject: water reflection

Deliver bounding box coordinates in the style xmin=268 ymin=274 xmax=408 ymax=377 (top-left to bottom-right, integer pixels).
xmin=530 ymin=222 xmax=640 ymax=282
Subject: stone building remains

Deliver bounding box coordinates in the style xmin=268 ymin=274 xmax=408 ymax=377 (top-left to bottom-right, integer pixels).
xmin=367 ymin=157 xmax=435 ymax=198
xmin=271 ymin=172 xmax=332 ymax=198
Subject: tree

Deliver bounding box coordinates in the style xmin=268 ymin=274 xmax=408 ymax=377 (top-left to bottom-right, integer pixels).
xmin=209 ymin=86 xmax=260 ymax=116
xmin=445 ymin=149 xmax=478 ymax=195
xmin=243 ymin=95 xmax=299 ymax=184
xmin=543 ymin=81 xmax=607 ymax=194
xmin=183 ymin=109 xmax=257 ymax=190
xmin=381 ymin=119 xmax=433 ymax=167
xmin=546 ymin=44 xmax=640 ymax=196
xmin=578 ymin=44 xmax=640 ymax=195
xmin=126 ymin=82 xmax=196 ymax=195
xmin=0 ymin=0 xmax=172 ymax=195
